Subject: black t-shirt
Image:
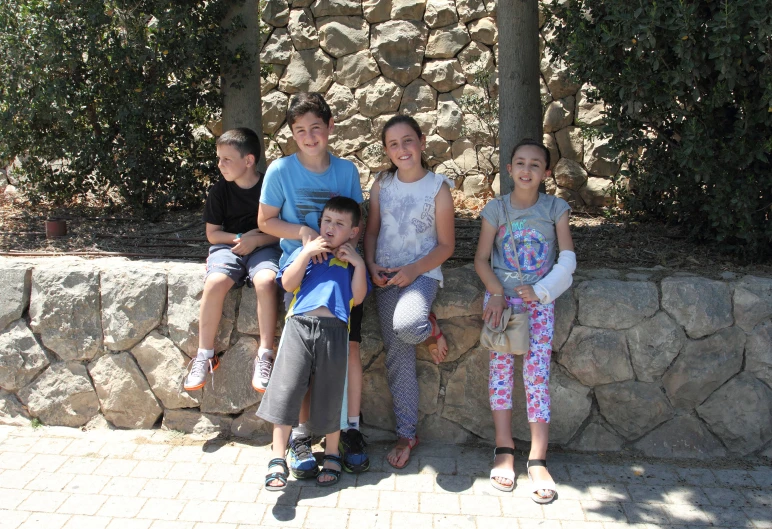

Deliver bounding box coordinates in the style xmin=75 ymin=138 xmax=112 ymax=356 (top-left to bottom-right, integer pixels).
xmin=202 ymin=176 xmax=263 ymax=235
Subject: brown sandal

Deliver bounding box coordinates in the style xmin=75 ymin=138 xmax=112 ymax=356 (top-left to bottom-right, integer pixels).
xmin=388 ymin=436 xmax=420 ymax=469
xmin=424 ymin=312 xmax=445 ymax=363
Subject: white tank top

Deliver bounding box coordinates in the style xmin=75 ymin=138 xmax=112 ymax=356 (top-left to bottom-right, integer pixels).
xmin=375 ymin=170 xmax=453 ymax=287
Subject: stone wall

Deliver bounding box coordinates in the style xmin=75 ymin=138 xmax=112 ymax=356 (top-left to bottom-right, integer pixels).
xmin=1 ymin=257 xmax=771 ymax=459
xmin=212 ymin=0 xmax=617 ymax=206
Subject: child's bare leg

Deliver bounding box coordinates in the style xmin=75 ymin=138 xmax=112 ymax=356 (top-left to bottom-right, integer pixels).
xmin=492 ymin=409 xmax=515 ymax=487
xmin=199 ymin=273 xmax=235 ymax=349
xmin=319 ymin=430 xmax=341 ymax=483
xmin=347 ymin=341 xmax=362 ymax=420
xmin=267 ymin=424 xmax=292 ymax=488
xmin=528 ymin=422 xmax=553 ymax=491
xmin=253 ymin=269 xmax=278 ymax=350
xmin=299 ymin=389 xmax=311 ymax=425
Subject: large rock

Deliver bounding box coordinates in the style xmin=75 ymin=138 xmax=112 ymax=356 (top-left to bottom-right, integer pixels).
xmin=559 ymin=326 xmax=634 ymax=386
xmin=18 ymin=362 xmax=100 ymax=427
xmin=287 ymin=8 xmax=319 ymax=50
xmin=0 ymin=389 xmax=31 ymax=426
xmin=358 ymin=296 xmax=384 ymax=369
xmin=424 ymin=0 xmax=458 ymax=28
xmin=231 ymin=404 xmax=272 ymax=439
xmin=584 ymin=138 xmax=620 ymax=177
xmin=392 ymin=0 xmax=426 ymax=20
xmin=576 ymin=84 xmax=605 ymax=126
xmin=200 ymin=337 xmax=260 ymax=414
xmin=463 ymin=174 xmax=487 ymax=196
xmin=167 ymin=263 xmax=237 ymax=357
xmin=0 ymin=264 xmax=31 ymax=331
xmin=275 ymin=123 xmax=298 ymax=155
xmin=361 ymin=354 xmax=396 ymax=431
xmin=433 ymin=264 xmax=485 ymax=319
xmin=29 ymin=266 xmax=103 ymax=361
xmin=362 ymin=0 xmax=392 ymax=23
xmin=311 ymin=0 xmax=361 ymax=17
xmin=580 ymin=177 xmax=614 ymax=207
xmin=697 ymin=373 xmax=772 ymax=455
xmin=554 ymin=126 xmax=583 ymax=163
xmin=324 ymin=83 xmax=358 ymax=122
xmin=279 ymin=48 xmax=334 ymax=93
xmin=0 ymin=320 xmax=49 ymax=392
xmin=334 ymin=50 xmax=381 ymax=88
xmin=543 ymin=133 xmax=559 ymax=170
xmin=733 ymin=275 xmax=772 ymax=332
xmin=552 ymin=289 xmax=576 ymax=351
xmin=456 ymin=0 xmax=487 ymax=23
xmin=417 ymin=315 xmax=481 ymax=364
xmin=576 ymin=280 xmax=658 ymax=330
xmin=543 ymin=96 xmax=575 ymax=133
xmin=467 ymin=17 xmax=497 ymax=45
xmin=436 ymin=97 xmax=463 ymax=140
xmin=661 ymin=276 xmax=733 ymax=338
xmin=131 ymin=331 xmax=200 ymax=409
xmin=89 ymin=352 xmax=162 ymax=429
xmin=100 ymin=266 xmax=166 ymax=352
xmin=452 ymin=137 xmax=478 ymax=173
xmin=596 ymin=381 xmax=674 ymax=440
xmin=417 ymin=360 xmax=440 ymax=415
xmin=569 ymin=419 xmax=624 ymax=453
xmin=553 ymin=158 xmax=587 ymax=191
xmin=262 ymin=90 xmax=288 ymax=134
xmin=745 ymin=320 xmax=772 ymax=388
xmin=357 ymin=143 xmax=390 ymax=174
xmin=355 ymin=77 xmax=404 ymax=117
xmin=418 ymin=413 xmax=473 ymax=443
xmin=317 ymin=16 xmax=369 ymax=58
xmin=422 ymin=59 xmax=466 ymax=92
xmin=399 ymin=79 xmax=438 ymax=114
xmin=663 ymin=326 xmax=745 ymax=409
xmin=457 ymin=42 xmax=493 ymax=83
xmin=626 ymin=312 xmax=686 ymax=382
xmin=540 ymin=48 xmax=581 ymax=100
xmin=262 ymin=0 xmax=289 ymax=26
xmin=162 ymin=409 xmax=233 ymax=437
xmin=426 ymin=23 xmax=471 ymax=59
xmin=329 ymin=114 xmax=374 ymax=156
xmin=262 ymin=31 xmax=292 ymax=67
xmin=442 ymin=346 xmax=494 ymax=439
xmin=371 ymin=20 xmax=428 ymax=86
xmin=634 ymin=415 xmax=727 ymax=459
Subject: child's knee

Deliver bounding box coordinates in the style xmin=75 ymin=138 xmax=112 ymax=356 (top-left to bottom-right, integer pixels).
xmin=252 ymin=269 xmax=278 ymax=293
xmin=203 ymin=273 xmax=234 ymax=297
xmin=392 ymin=315 xmax=428 ymax=344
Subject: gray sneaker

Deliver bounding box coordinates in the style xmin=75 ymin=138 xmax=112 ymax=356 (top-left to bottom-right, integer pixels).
xmin=252 ymin=353 xmax=274 ymax=393
xmin=183 ymin=353 xmax=220 ymax=391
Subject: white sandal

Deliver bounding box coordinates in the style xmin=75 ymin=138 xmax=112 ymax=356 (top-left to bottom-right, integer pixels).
xmin=489 ymin=446 xmax=516 ymax=492
xmin=527 ymin=459 xmax=557 ymax=504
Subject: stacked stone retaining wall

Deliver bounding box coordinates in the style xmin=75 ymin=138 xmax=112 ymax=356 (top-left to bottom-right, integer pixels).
xmin=1 ymin=257 xmax=771 ymax=459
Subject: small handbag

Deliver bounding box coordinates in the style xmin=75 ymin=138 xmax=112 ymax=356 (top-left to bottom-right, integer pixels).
xmin=479 ymin=197 xmax=530 ymax=355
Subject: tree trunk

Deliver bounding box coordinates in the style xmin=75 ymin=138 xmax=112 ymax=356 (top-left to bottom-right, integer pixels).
xmin=498 ymin=0 xmax=542 ymax=195
xmin=222 ymin=0 xmax=267 ymax=173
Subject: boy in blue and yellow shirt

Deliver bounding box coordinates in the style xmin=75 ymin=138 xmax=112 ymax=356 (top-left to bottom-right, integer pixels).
xmin=257 ymin=197 xmax=370 ymax=490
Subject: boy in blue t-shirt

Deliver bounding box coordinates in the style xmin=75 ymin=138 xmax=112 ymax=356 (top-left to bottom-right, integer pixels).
xmin=258 ymin=197 xmax=370 ymax=490
xmin=258 ymin=92 xmax=370 ymax=474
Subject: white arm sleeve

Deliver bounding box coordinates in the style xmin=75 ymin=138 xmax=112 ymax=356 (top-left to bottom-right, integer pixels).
xmin=532 ymin=250 xmax=576 ymax=304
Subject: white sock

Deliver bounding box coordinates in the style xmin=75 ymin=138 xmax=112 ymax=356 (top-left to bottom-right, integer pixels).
xmin=258 ymin=348 xmax=274 ymax=360
xmin=197 ymin=348 xmax=214 ymax=359
xmin=291 ymin=423 xmax=310 ymax=440
xmin=347 ymin=416 xmax=360 ymax=431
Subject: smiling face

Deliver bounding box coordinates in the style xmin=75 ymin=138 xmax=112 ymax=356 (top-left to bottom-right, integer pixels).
xmin=216 ymin=144 xmax=256 ymax=187
xmin=320 ymin=208 xmax=359 ymax=249
xmin=383 ymin=122 xmax=426 ymax=173
xmin=507 ymin=144 xmax=551 ymax=190
xmin=290 ymin=112 xmax=333 ymax=158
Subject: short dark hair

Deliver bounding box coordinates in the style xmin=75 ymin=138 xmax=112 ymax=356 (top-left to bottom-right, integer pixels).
xmin=287 ymin=92 xmax=333 ymax=129
xmin=216 ymin=128 xmax=262 ymax=164
xmin=510 ymin=138 xmax=550 ymax=168
xmin=322 ymin=196 xmax=360 ymax=227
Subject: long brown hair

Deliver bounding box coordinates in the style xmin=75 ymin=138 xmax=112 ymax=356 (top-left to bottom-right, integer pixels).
xmin=377 ymin=114 xmax=429 ymax=183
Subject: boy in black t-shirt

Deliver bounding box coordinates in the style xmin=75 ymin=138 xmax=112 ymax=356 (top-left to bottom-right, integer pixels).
xmin=183 ymin=128 xmax=282 ymax=392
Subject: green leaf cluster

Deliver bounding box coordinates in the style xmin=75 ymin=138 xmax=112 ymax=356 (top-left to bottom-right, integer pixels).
xmin=0 ymin=0 xmax=243 ymax=212
xmin=546 ymin=0 xmax=772 ymax=260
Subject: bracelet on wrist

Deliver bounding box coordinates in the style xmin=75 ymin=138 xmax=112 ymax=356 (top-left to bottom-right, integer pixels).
xmin=490 ymin=293 xmax=504 ymax=297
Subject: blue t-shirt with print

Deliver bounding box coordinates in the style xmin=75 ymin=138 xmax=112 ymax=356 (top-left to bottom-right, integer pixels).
xmin=260 ymin=153 xmax=363 ymax=267
xmin=276 ymin=247 xmax=372 ymax=324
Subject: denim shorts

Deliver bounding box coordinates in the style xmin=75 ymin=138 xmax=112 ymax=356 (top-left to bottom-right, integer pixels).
xmin=205 ymin=243 xmax=281 ymax=288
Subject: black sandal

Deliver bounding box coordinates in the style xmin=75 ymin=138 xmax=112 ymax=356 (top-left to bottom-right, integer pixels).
xmin=316 ymin=454 xmax=342 ymax=487
xmin=265 ymin=457 xmax=289 ymax=491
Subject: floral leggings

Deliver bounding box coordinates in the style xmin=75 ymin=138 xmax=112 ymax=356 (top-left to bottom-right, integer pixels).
xmin=485 ymin=292 xmax=555 ymax=423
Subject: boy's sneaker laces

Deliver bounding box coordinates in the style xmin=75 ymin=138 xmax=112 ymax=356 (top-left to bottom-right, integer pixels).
xmin=183 ymin=354 xmax=218 ymax=391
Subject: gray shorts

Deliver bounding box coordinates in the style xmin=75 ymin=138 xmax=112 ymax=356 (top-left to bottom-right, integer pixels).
xmin=256 ymin=315 xmax=349 ymax=434
xmin=205 ymin=243 xmax=280 ymax=288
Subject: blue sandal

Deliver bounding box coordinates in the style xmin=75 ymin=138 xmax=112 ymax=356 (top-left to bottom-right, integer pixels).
xmin=316 ymin=454 xmax=342 ymax=487
xmin=265 ymin=458 xmax=289 ymax=491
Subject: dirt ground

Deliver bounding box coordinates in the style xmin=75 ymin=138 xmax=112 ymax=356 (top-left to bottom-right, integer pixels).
xmin=0 ymin=189 xmax=769 ymax=279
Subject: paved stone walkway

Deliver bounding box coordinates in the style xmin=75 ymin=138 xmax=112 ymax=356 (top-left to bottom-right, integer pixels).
xmin=1 ymin=424 xmax=770 ymax=529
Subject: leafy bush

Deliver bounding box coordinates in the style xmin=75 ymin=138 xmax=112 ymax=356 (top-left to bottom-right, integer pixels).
xmin=546 ymin=0 xmax=772 ymax=260
xmin=0 ymin=0 xmax=244 ymax=212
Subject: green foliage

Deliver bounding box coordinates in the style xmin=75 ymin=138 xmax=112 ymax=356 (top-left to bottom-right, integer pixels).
xmin=30 ymin=417 xmax=42 ymax=429
xmin=546 ymin=0 xmax=772 ymax=260
xmin=0 ymin=0 xmax=245 ymax=212
xmin=458 ymin=66 xmax=499 ymax=178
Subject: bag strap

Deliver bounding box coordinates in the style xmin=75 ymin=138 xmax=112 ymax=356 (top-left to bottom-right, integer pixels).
xmin=500 ymin=197 xmax=525 ymax=287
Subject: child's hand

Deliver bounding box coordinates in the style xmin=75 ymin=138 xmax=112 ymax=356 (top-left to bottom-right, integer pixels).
xmin=302 ymin=236 xmax=331 ymax=259
xmin=367 ymin=262 xmax=390 ymax=287
xmin=299 ymin=227 xmax=327 ymax=263
xmin=386 ymin=264 xmax=418 ymax=288
xmin=231 ymin=234 xmax=259 ymax=255
xmin=515 ymin=285 xmax=538 ymax=303
xmin=335 ymin=243 xmax=364 ymax=267
xmin=483 ymin=294 xmax=508 ymax=328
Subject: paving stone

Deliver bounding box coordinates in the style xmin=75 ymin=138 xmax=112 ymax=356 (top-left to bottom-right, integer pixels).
xmin=92 ymin=460 xmax=139 ymax=478
xmin=580 ymin=500 xmax=627 ymax=522
xmin=662 ymin=487 xmax=711 ymax=505
xmin=22 ymin=454 xmax=69 ymax=473
xmin=355 ymin=472 xmax=396 ymax=491
xmin=551 ymin=482 xmax=595 ymax=501
xmin=435 ymin=474 xmax=474 ymax=494
xmin=182 ymin=481 xmax=224 ymax=501
xmin=135 ymin=498 xmax=187 ymax=521
xmin=347 ymin=509 xmax=390 ymax=529
xmin=63 ymin=475 xmax=110 ymax=495
xmin=742 ymin=488 xmax=772 ymax=508
xmin=743 ymin=507 xmax=772 ymax=528
xmin=587 ymin=484 xmax=632 ymax=503
xmin=621 ymin=502 xmax=669 ymax=524
xmin=338 ymin=488 xmax=380 ymax=510
xmin=58 ymin=457 xmax=103 ymax=475
xmin=176 ymin=500 xmax=226 ymax=523
xmin=750 ymin=468 xmax=772 ymax=488
xmin=659 ymin=503 xmax=711 ymax=525
xmin=394 ymin=473 xmax=436 ymax=492
xmin=100 ymin=477 xmax=148 ymax=497
xmin=17 ymin=490 xmax=71 ymax=513
xmin=675 ymin=468 xmax=718 ymax=487
xmin=420 ymin=492 xmax=461 ymax=514
xmin=433 ymin=513 xmax=477 ymax=528
xmin=25 ymin=471 xmax=76 ymax=492
xmin=201 ymin=464 xmax=246 ymax=483
xmin=459 ymin=494 xmax=500 ymax=516
xmin=380 ymin=490 xmax=419 ymax=512
xmin=105 ymin=520 xmax=152 ymax=529
xmin=95 ymin=496 xmax=147 ymax=518
xmin=57 ymin=494 xmax=108 ymax=515
xmin=27 ymin=438 xmax=73 ymax=455
xmin=0 ymin=450 xmax=35 ymax=469
xmin=168 ymin=463 xmax=209 ymax=482
xmin=701 ymin=486 xmax=749 ymax=507
xmin=0 ymin=509 xmax=30 ymax=529
xmin=17 ymin=512 xmax=71 ymax=529
xmin=712 ymin=469 xmax=756 ymax=487
xmin=215 ymin=482 xmax=261 ymax=504
xmin=62 ymin=439 xmax=106 ymax=457
xmin=0 ymin=487 xmax=33 ymax=509
xmin=418 ymin=456 xmax=457 ymax=475
xmin=258 ymin=504 xmax=306 ymax=527
xmin=129 ymin=461 xmax=174 ymax=480
xmin=138 ymin=479 xmax=186 ymax=499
